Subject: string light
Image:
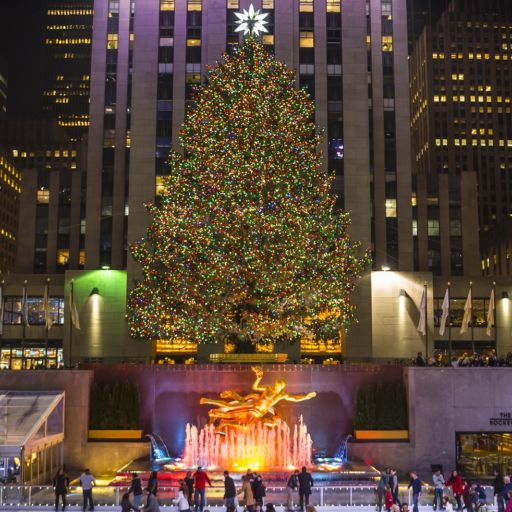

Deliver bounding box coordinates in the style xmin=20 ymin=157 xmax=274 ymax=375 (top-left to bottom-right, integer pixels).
xmin=127 ymin=37 xmax=370 ymax=347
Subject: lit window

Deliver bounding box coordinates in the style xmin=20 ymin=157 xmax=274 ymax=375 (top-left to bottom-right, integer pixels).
xmin=12 ymin=150 xmax=18 ymax=157
xmin=109 ymin=0 xmax=120 ymax=13
xmin=427 ymin=219 xmax=440 ymax=237
xmin=57 ymin=249 xmax=69 ymax=266
xmin=227 ymin=0 xmax=239 ymax=7
xmin=37 ymin=188 xmax=50 ymax=204
xmin=187 ymin=0 xmax=201 ymax=11
xmin=299 ymin=32 xmax=314 ymax=48
xmin=385 ymin=199 xmax=397 ymax=218
xmin=326 ymin=0 xmax=340 ymax=12
xmin=299 ymin=0 xmax=313 ymax=12
xmin=412 ymin=220 xmax=418 ymax=236
xmin=107 ymin=34 xmax=118 ymax=49
xmin=160 ymin=0 xmax=174 ymax=10
xmin=79 ymin=250 xmax=86 ymax=266
xmin=156 ymin=176 xmax=167 ymax=196
xmin=262 ymin=34 xmax=274 ymax=45
xmin=187 ymin=39 xmax=201 ymax=47
xmin=262 ymin=0 xmax=274 ymax=7
xmin=382 ymin=36 xmax=393 ymax=52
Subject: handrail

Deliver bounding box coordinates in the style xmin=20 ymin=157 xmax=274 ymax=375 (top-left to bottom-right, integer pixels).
xmin=0 ymin=484 xmax=498 ymax=509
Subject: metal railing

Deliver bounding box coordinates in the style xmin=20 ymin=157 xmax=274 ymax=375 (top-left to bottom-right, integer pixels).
xmin=0 ymin=484 xmax=498 ymax=509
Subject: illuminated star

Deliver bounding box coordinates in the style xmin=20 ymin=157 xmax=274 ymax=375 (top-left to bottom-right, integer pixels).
xmin=234 ymin=4 xmax=269 ymax=37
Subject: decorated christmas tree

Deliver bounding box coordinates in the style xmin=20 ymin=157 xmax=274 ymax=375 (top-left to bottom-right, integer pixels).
xmin=127 ymin=36 xmax=370 ymax=351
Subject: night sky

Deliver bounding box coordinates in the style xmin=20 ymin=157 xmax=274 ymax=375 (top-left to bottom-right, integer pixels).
xmin=1 ymin=0 xmax=46 ymax=117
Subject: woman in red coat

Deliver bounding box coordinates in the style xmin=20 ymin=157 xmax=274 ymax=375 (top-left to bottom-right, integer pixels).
xmin=446 ymin=470 xmax=464 ymax=511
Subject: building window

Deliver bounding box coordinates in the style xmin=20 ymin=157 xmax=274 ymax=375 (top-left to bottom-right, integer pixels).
xmin=37 ymin=189 xmax=50 ymax=204
xmin=385 ymin=199 xmax=397 ymax=217
xmin=3 ymin=296 xmax=65 ymax=326
xmin=299 ymin=0 xmax=313 ymax=12
xmin=107 ymin=34 xmax=118 ymax=50
xmin=428 ymin=219 xmax=440 ymax=236
xmin=300 ymin=32 xmax=314 ymax=48
xmin=187 ymin=0 xmax=202 ymax=11
xmin=160 ymin=0 xmax=175 ymax=10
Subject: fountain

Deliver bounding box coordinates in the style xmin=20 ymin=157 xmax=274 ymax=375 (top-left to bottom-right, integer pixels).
xmin=182 ymin=366 xmax=316 ymax=470
xmin=183 ymin=415 xmax=313 ymax=470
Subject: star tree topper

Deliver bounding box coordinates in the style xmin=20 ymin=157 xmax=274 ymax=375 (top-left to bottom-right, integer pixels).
xmin=234 ymin=4 xmax=269 ymax=37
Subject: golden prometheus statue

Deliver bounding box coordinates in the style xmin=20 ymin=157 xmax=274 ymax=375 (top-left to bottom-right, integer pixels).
xmin=199 ymin=366 xmax=316 ymax=431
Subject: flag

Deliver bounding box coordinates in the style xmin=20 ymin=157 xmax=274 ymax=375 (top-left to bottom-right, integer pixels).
xmin=70 ymin=283 xmax=80 ymax=330
xmin=0 ymin=285 xmax=4 ymax=336
xmin=460 ymin=287 xmax=472 ymax=334
xmin=439 ymin=288 xmax=450 ymax=336
xmin=486 ymin=288 xmax=495 ymax=337
xmin=21 ymin=284 xmax=29 ymax=327
xmin=43 ymin=283 xmax=53 ymax=330
xmin=417 ymin=288 xmax=427 ymax=336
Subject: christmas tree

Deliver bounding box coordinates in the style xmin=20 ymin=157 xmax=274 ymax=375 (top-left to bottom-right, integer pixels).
xmin=127 ymin=37 xmax=370 ymax=350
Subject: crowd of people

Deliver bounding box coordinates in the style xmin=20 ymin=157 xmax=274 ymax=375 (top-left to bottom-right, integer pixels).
xmin=375 ymin=468 xmax=512 ymax=512
xmin=413 ymin=350 xmax=512 ymax=367
xmin=51 ymin=466 xmax=315 ymax=512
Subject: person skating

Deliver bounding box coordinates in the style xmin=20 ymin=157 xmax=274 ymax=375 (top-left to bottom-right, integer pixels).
xmin=144 ymin=487 xmax=161 ymax=512
xmin=377 ymin=470 xmax=391 ymax=512
xmin=79 ymin=468 xmax=96 ymax=512
xmin=223 ymin=470 xmax=237 ymax=510
xmin=408 ymin=472 xmax=422 ymax=512
xmin=193 ymin=466 xmax=212 ymax=512
xmin=286 ymin=470 xmax=299 ymax=512
xmin=53 ymin=467 xmax=70 ymax=511
xmin=239 ymin=475 xmax=256 ymax=512
xmin=390 ymin=469 xmax=401 ymax=507
xmin=297 ymin=466 xmax=313 ymax=512
xmin=432 ymin=469 xmax=445 ymax=511
xmin=252 ymin=473 xmax=266 ymax=512
xmin=185 ymin=471 xmax=195 ymax=507
xmin=173 ymin=481 xmax=191 ymax=512
xmin=385 ymin=485 xmax=394 ymax=512
xmin=121 ymin=492 xmax=139 ymax=512
xmin=148 ymin=471 xmax=159 ymax=496
xmin=446 ymin=471 xmax=464 ymax=512
xmin=128 ymin=473 xmax=143 ymax=508
xmin=494 ymin=471 xmax=505 ymax=512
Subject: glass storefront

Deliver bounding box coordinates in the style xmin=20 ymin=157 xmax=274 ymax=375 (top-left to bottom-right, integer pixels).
xmin=0 ymin=344 xmax=63 ymax=370
xmin=457 ymin=432 xmax=512 ymax=478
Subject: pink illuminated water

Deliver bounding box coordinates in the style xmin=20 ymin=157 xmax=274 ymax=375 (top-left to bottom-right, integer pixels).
xmin=183 ymin=416 xmax=313 ymax=470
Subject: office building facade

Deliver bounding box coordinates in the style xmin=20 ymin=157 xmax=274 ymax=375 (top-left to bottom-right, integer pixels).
xmin=409 ymin=0 xmax=512 ymax=277
xmin=43 ymin=0 xmax=94 ymax=139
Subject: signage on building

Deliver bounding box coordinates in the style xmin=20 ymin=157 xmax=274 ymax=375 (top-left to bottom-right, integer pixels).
xmin=489 ymin=412 xmax=512 ymax=426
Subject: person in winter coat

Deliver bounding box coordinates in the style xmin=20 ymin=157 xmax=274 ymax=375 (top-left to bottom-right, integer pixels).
xmin=385 ymin=486 xmax=394 ymax=512
xmin=193 ymin=466 xmax=212 ymax=512
xmin=128 ymin=473 xmax=143 ymax=508
xmin=432 ymin=470 xmax=445 ymax=511
xmin=144 ymin=488 xmax=160 ymax=512
xmin=224 ymin=471 xmax=237 ymax=510
xmin=462 ymin=480 xmax=473 ymax=512
xmin=148 ymin=471 xmax=159 ymax=496
xmin=121 ymin=493 xmax=139 ymax=512
xmin=173 ymin=481 xmax=191 ymax=512
xmin=442 ymin=497 xmax=454 ymax=512
xmin=377 ymin=470 xmax=391 ymax=512
xmin=390 ymin=469 xmax=401 ymax=507
xmin=446 ymin=471 xmax=464 ymax=511
xmin=408 ymin=472 xmax=422 ymax=512
xmin=239 ymin=475 xmax=256 ymax=512
xmin=251 ymin=473 xmax=266 ymax=511
xmin=185 ymin=472 xmax=194 ymax=506
xmin=286 ymin=470 xmax=300 ymax=512
xmin=297 ymin=466 xmax=313 ymax=512
xmin=505 ymin=491 xmax=512 ymax=512
xmin=494 ymin=471 xmax=505 ymax=512
xmin=53 ymin=467 xmax=70 ymax=511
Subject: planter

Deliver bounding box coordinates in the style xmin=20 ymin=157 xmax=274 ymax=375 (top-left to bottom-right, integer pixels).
xmin=88 ymin=429 xmax=144 ymax=441
xmin=354 ymin=429 xmax=409 ymax=441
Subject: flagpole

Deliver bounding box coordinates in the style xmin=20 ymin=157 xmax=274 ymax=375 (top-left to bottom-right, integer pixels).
xmin=69 ymin=280 xmax=74 ymax=368
xmin=470 ymin=281 xmax=474 ymax=354
xmin=424 ymin=281 xmax=429 ymax=360
xmin=45 ymin=277 xmax=50 ymax=369
xmin=22 ymin=280 xmax=27 ymax=368
xmin=493 ymin=281 xmax=498 ymax=356
xmin=447 ymin=281 xmax=452 ymax=361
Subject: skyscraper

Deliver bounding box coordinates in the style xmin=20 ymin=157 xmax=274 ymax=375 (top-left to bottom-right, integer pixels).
xmin=85 ymin=0 xmax=413 ymax=275
xmin=43 ymin=0 xmax=93 ymax=139
xmin=409 ymin=0 xmax=512 ymax=277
